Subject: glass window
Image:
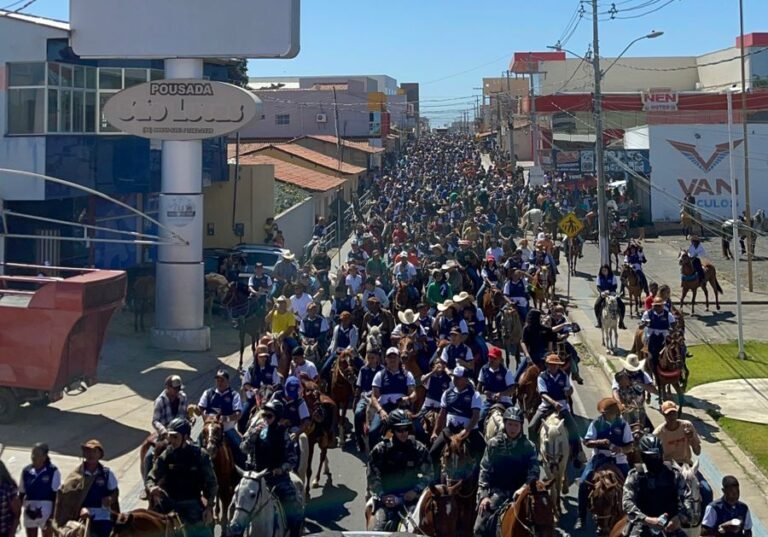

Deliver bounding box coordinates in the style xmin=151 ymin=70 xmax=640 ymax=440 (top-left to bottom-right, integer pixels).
xmin=85 ymin=67 xmax=97 ymax=89
xmin=99 ymin=92 xmax=119 ymax=132
xmin=124 ymin=68 xmax=147 ymax=87
xmin=99 ymin=68 xmax=122 ymax=90
xmin=61 ymin=89 xmax=73 ymax=132
xmin=276 ymin=114 xmax=290 ymax=125
xmin=60 ymin=65 xmax=73 ymax=87
xmin=74 ymin=66 xmax=85 ymax=88
xmin=85 ymin=91 xmax=96 ymax=133
xmin=73 ymin=91 xmax=85 ymax=132
xmin=7 ymin=88 xmax=45 ymax=134
xmin=8 ymin=63 xmax=45 ymax=86
xmin=47 ymin=89 xmax=59 ymax=132
xmin=47 ymin=63 xmax=60 ymax=86
xmin=150 ymin=69 xmax=164 ymax=81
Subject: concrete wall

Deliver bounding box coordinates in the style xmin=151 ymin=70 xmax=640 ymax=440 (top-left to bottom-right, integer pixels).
xmin=697 ymin=47 xmax=743 ymax=91
xmin=0 ymin=18 xmax=69 ymax=201
xmin=292 ymin=138 xmax=369 ymax=169
xmin=202 ymin=164 xmax=274 ymax=248
xmin=238 ymin=87 xmax=371 ymax=139
xmin=275 ymin=196 xmax=314 ymax=256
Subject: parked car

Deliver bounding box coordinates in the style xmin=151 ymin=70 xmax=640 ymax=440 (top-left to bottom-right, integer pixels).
xmin=232 ymin=243 xmax=289 ymax=277
xmin=203 ymin=247 xmax=234 ymax=275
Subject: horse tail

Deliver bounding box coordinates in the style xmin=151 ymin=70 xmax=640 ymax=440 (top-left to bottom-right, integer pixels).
xmin=715 ymin=279 xmax=723 ymax=294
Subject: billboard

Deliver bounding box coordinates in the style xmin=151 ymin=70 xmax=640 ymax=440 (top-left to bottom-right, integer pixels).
xmin=648 ymin=124 xmax=768 ymax=222
xmin=552 ymin=149 xmax=650 ymax=175
xmin=70 ymin=0 xmax=300 ymax=59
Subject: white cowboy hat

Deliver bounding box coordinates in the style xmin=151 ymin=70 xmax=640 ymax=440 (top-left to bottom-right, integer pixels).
xmin=398 ymin=309 xmax=417 ymax=325
xmin=452 ymin=291 xmax=472 ymax=303
xmin=437 ymin=300 xmax=455 ymax=312
xmin=620 ymin=353 xmax=645 ymax=372
xmin=282 ymin=251 xmax=296 ymax=260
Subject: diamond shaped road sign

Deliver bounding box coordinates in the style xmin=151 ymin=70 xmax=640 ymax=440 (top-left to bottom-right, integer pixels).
xmin=559 ymin=212 xmax=584 ymax=238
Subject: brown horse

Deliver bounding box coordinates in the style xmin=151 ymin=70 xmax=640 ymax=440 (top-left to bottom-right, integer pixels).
xmin=481 ymin=287 xmax=506 ymax=339
xmin=331 ymin=349 xmax=358 ymax=446
xmin=200 ymin=418 xmax=236 ymax=525
xmin=619 ymin=264 xmax=644 ymax=318
xmin=133 ymin=275 xmax=155 ymax=332
xmin=302 ymin=379 xmax=338 ymax=492
xmin=109 ymin=509 xmax=184 ymax=537
xmin=655 ymin=333 xmax=687 ymax=410
xmin=517 ymin=364 xmax=542 ymax=422
xmin=496 ymin=480 xmax=556 ymax=537
xmin=530 ymin=267 xmax=550 ymax=311
xmin=440 ymin=435 xmax=477 ymax=537
xmin=608 ymin=515 xmax=628 ymax=537
xmin=588 ymin=464 xmax=625 ymax=535
xmin=500 ymin=304 xmax=524 ymax=367
xmin=393 ymin=282 xmax=419 ymax=314
xmin=222 ymin=282 xmax=266 ymax=370
xmin=563 ymin=236 xmax=582 ymax=276
xmin=203 ymin=272 xmax=229 ymax=324
xmin=410 ymin=483 xmax=464 ymax=537
xmin=678 ymin=251 xmax=722 ymax=314
xmin=399 ymin=335 xmax=426 ymax=411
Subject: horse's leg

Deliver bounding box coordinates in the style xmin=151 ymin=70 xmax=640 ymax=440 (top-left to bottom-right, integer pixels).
xmin=679 ymin=287 xmax=688 ymax=310
xmin=322 ymin=446 xmax=332 ymax=478
xmin=239 ymin=327 xmax=246 ymax=368
xmin=701 ymin=283 xmax=710 ymax=312
xmin=712 ymin=277 xmax=721 ymax=310
xmin=306 ymin=442 xmax=315 ymax=495
xmin=690 ymin=287 xmax=697 ymax=315
xmin=311 ymin=446 xmax=323 ymax=488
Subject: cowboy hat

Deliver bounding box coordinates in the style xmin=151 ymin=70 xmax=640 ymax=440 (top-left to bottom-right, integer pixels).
xmin=430 ymin=243 xmax=444 ymax=252
xmin=620 ymin=353 xmax=645 ymax=372
xmin=398 ymin=309 xmax=417 ymax=325
xmin=453 ymin=291 xmax=472 ymax=303
xmin=597 ymin=397 xmax=622 ymax=413
xmin=545 ymin=354 xmax=566 ymax=366
xmin=281 ymin=251 xmax=296 ymax=260
xmin=442 ymin=261 xmax=458 ymax=270
xmin=81 ymin=439 xmax=105 ymax=457
xmin=652 ymin=296 xmax=665 ymax=306
xmin=458 ymin=239 xmax=471 ymax=246
xmin=437 ymin=300 xmax=455 ymax=312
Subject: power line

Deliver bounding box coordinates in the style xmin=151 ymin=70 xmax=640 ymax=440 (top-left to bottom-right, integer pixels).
xmin=0 ymin=0 xmax=39 ymax=17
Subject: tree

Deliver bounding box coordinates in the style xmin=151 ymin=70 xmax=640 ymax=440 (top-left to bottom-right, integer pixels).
xmin=227 ymin=59 xmax=249 ymax=87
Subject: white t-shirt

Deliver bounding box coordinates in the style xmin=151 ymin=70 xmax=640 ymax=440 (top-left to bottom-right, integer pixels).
xmin=290 ymin=293 xmax=314 ymax=320
xmin=346 ymin=273 xmax=363 ymax=294
xmin=19 ymin=464 xmax=62 ymax=527
xmin=584 ymin=418 xmax=634 ymax=465
xmin=441 ymin=388 xmax=483 ymax=429
xmin=292 ymin=360 xmax=319 ymax=380
xmin=372 ymin=369 xmax=416 ymax=406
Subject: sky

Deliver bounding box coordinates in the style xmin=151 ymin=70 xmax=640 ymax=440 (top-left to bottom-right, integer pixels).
xmin=17 ymin=0 xmax=768 ymax=126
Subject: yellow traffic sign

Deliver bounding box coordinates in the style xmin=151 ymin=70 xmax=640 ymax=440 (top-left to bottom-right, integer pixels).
xmin=559 ymin=212 xmax=584 ymax=238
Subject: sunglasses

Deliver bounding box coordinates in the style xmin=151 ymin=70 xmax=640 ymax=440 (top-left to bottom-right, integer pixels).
xmin=263 ymin=413 xmax=275 ymax=420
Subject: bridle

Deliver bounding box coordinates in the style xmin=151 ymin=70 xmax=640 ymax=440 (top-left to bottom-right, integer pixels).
xmin=230 ymin=472 xmax=272 ymax=531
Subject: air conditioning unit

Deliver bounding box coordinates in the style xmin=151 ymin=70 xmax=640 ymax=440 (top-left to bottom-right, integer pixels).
xmin=316 ymin=113 xmax=328 ymax=123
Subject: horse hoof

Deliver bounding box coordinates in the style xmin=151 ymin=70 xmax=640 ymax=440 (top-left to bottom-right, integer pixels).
xmin=312 ymin=481 xmax=321 ymax=489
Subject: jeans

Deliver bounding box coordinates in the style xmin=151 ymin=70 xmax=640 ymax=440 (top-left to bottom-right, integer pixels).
xmin=697 ymin=471 xmax=713 ymax=518
xmin=577 ymin=456 xmax=630 ymax=519
xmin=157 ymin=499 xmax=212 ymax=537
xmin=239 ymin=398 xmax=256 ymax=433
xmin=143 ymin=446 xmax=155 ymax=483
xmin=225 ymin=428 xmax=246 ymax=468
xmin=371 ymin=500 xmax=416 ymax=532
xmin=354 ymin=397 xmax=369 ymax=448
xmin=267 ymin=474 xmax=303 ymax=537
xmin=368 ymin=403 xmax=398 ymax=449
xmin=466 ymin=266 xmax=482 ymax=291
xmin=90 ymin=521 xmax=113 ymax=537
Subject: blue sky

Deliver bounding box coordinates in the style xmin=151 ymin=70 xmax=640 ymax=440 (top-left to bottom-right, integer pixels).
xmin=21 ymin=0 xmax=768 ymax=125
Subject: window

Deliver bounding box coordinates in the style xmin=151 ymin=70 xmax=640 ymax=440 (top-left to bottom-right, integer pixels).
xmin=8 ymin=63 xmax=45 ymax=86
xmin=7 ymin=88 xmax=44 ymax=134
xmin=276 ymin=114 xmax=290 ymax=125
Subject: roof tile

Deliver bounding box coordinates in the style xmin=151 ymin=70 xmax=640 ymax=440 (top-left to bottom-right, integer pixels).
xmin=238 ymin=155 xmax=346 ymax=192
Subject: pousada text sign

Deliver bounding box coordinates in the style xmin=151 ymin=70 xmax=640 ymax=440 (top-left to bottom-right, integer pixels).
xmin=103 ymin=79 xmax=262 ymax=141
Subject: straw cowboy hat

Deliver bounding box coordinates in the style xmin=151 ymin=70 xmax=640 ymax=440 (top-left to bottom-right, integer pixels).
xmin=545 ymin=354 xmax=566 ymax=366
xmin=453 ymin=291 xmax=473 ymax=303
xmin=437 ymin=300 xmax=455 ymax=312
xmin=81 ymin=439 xmax=105 ymax=458
xmin=620 ymin=353 xmax=645 ymax=372
xmin=398 ymin=309 xmax=417 ymax=325
xmin=281 ymin=251 xmax=296 ymax=261
xmin=652 ymin=296 xmax=665 ymax=306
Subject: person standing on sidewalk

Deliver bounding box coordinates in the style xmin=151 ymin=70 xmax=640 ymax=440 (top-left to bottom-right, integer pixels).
xmin=0 ymin=459 xmax=20 ymax=537
xmin=701 ymin=475 xmax=753 ymax=537
xmin=19 ymin=443 xmax=60 ymax=537
xmin=652 ymin=401 xmax=713 ymax=515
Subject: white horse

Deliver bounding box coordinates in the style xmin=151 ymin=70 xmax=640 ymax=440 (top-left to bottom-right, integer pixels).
xmin=520 ymin=208 xmax=543 ymax=239
xmin=539 ymin=413 xmax=570 ymax=519
xmin=483 ymin=404 xmax=505 ymax=442
xmin=673 ymin=460 xmax=703 ymax=537
xmin=228 ymin=469 xmax=305 ymax=537
xmin=601 ymin=293 xmax=619 ymax=353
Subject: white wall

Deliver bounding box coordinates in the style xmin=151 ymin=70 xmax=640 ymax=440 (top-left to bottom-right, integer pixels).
xmin=0 ymin=18 xmax=69 ymax=201
xmin=624 ymin=126 xmax=649 ymax=150
xmin=275 ymin=196 xmax=315 ymax=256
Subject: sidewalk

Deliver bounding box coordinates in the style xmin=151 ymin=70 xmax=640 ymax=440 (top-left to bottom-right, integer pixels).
xmin=567 ymin=241 xmax=768 ymax=536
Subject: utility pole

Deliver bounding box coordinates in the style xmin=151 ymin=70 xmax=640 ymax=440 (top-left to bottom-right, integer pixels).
xmin=528 ymin=55 xmax=539 ymax=166
xmin=739 ymin=0 xmax=753 ymax=291
xmin=592 ymin=0 xmax=609 ymax=266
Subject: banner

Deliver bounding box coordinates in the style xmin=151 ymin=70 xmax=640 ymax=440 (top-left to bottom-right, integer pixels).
xmin=648 ymin=124 xmax=768 ymax=222
xmin=552 ymin=149 xmax=650 ymax=175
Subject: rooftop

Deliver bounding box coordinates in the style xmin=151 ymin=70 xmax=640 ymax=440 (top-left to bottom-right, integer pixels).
xmin=256 ymin=144 xmax=366 ymax=175
xmin=238 ymin=154 xmax=346 ymax=192
xmin=295 ymin=135 xmax=385 ymax=154
xmin=0 ymin=9 xmax=70 ymax=31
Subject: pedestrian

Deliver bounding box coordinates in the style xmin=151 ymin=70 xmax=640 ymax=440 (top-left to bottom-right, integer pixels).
xmin=0 ymin=459 xmax=20 ymax=537
xmin=19 ymin=444 xmax=60 ymax=537
xmin=701 ymin=475 xmax=753 ymax=537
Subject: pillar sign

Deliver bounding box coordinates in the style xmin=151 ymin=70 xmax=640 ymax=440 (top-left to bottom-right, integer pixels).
xmin=69 ymin=0 xmax=300 ymax=351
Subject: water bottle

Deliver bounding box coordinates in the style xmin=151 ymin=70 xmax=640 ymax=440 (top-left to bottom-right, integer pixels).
xmin=651 ymin=513 xmax=669 ymax=535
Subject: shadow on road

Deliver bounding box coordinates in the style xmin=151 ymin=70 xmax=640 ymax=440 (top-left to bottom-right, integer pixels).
xmin=305 ymin=482 xmax=358 ymax=531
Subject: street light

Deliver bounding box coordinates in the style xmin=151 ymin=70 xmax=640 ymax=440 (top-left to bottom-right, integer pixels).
xmin=549 ymin=28 xmax=663 ymax=266
xmin=725 ymin=85 xmax=747 ymax=360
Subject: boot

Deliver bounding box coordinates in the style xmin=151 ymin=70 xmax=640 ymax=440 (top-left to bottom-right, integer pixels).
xmin=574 ymin=517 xmax=586 ymax=530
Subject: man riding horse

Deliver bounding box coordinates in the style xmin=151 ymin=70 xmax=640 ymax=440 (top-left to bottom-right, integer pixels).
xmin=640 ymin=298 xmax=677 ymax=372
xmin=687 ymin=234 xmax=708 ymax=282
xmin=622 ymin=242 xmax=649 ymax=296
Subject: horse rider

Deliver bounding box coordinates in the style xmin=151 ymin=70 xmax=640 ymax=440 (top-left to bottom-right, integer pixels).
xmin=653 ymin=401 xmax=713 ymax=512
xmin=19 ymin=443 xmax=60 ymax=537
xmin=347 ymin=240 xmax=369 ymax=276
xmin=271 ymin=376 xmax=311 ymax=445
xmin=330 ymin=285 xmax=357 ymax=324
xmin=240 ymin=400 xmax=303 ymax=537
xmin=687 ymin=234 xmax=707 ymax=283
xmin=416 ymin=302 xmax=438 ymax=360
xmin=366 ymin=249 xmax=389 ymax=290
xmin=369 ymin=347 xmax=418 ymax=447
xmin=196 ymin=369 xmax=246 ymax=468
xmin=477 ymin=346 xmax=515 ymax=422
xmin=701 ymin=476 xmax=754 ymax=537
xmin=623 ymin=434 xmax=693 ymax=537
xmin=622 ymin=242 xmax=649 ymax=296
xmin=420 ymin=360 xmax=452 ymax=414
xmin=429 ymin=366 xmax=486 ymax=481
xmin=473 ymin=406 xmax=540 ymax=537
xmin=266 ymin=295 xmax=299 ymax=355
xmin=502 ymin=269 xmax=530 ymax=321
xmin=440 ymin=327 xmax=474 ymax=374
xmin=575 ymin=398 xmax=634 ymax=530
xmin=299 ymin=302 xmax=330 ymax=356
xmin=310 ymin=244 xmax=332 ymax=296
xmin=476 ymin=255 xmax=502 ymax=302
xmin=611 ymin=354 xmax=656 ymax=430
xmin=426 ymin=269 xmax=453 ymax=311
xmin=319 ymin=311 xmax=359 ymax=380
xmin=55 ymin=440 xmax=119 ymax=537
xmin=271 ymin=252 xmax=298 ymax=298
xmin=366 ymin=409 xmax=433 ymax=532
xmin=239 ymin=348 xmax=280 ymax=433
xmin=354 ymin=348 xmax=383 ymax=453
xmin=640 ymin=297 xmax=677 ymax=371
xmin=145 ymin=375 xmax=188 ymax=486
xmin=548 ymin=305 xmax=584 ymax=384
xmin=595 ymin=264 xmax=627 ymax=330
xmin=362 ymin=296 xmax=396 ymax=350
xmin=247 ymin=262 xmax=271 ymax=310
xmin=291 ymin=346 xmax=320 ymax=382
xmin=362 ymin=277 xmax=390 ymax=313
xmin=454 ymin=291 xmax=489 ymax=367
xmin=528 ymin=354 xmax=585 ymax=468
xmin=391 ymin=308 xmax=430 ymax=371
xmin=146 ymin=419 xmax=217 ymax=537
xmin=456 ymin=239 xmax=482 ymax=291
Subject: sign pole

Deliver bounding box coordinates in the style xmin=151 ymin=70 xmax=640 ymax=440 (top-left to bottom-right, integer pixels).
xmin=151 ymin=58 xmax=210 ymax=351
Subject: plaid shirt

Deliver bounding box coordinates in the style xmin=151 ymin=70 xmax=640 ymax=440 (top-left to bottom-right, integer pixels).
xmin=0 ymin=480 xmax=19 ymax=535
xmin=152 ymin=391 xmax=188 ymax=435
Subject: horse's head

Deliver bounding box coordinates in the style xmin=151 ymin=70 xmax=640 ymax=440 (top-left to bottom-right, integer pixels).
xmin=201 ymin=417 xmax=224 ymax=459
xmin=399 ymin=335 xmax=417 ymax=357
xmin=589 ymin=469 xmax=624 ymax=533
xmin=620 ymin=263 xmax=631 ymax=278
xmin=520 ymin=480 xmax=556 ymax=532
xmin=679 ymin=250 xmax=692 ymax=266
xmin=673 ymin=460 xmax=702 ymax=526
xmin=425 ymin=483 xmax=463 ymax=537
xmin=335 ymin=350 xmax=358 ymax=384
xmin=441 ymin=433 xmax=475 ymax=481
xmin=228 ymin=469 xmax=269 ymax=536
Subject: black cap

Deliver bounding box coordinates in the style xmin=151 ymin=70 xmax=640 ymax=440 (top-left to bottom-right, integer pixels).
xmin=215 ymin=369 xmax=230 ymax=380
xmin=292 ymin=346 xmax=305 ymax=356
xmin=722 ymin=475 xmax=740 ymax=488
